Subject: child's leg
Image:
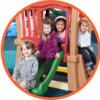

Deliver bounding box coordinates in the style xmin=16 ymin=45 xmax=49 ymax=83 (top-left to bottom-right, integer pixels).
xmin=41 ymin=58 xmax=54 ymax=81
xmin=79 ymin=47 xmax=93 ymax=75
xmin=86 ymin=48 xmax=96 ymax=66
xmin=19 ymin=80 xmax=27 ymax=89
xmin=26 ymin=80 xmax=36 ymax=89
xmin=43 ymin=58 xmax=54 ymax=75
xmin=79 ymin=47 xmax=91 ymax=64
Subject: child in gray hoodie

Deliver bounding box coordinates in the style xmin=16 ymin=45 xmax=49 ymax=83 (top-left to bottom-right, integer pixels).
xmin=12 ymin=40 xmax=38 ymax=89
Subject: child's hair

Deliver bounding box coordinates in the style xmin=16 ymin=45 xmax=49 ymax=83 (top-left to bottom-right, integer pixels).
xmin=55 ymin=16 xmax=66 ymax=32
xmin=43 ymin=17 xmax=52 ymax=24
xmin=43 ymin=17 xmax=53 ymax=31
xmin=78 ymin=18 xmax=91 ymax=32
xmin=21 ymin=40 xmax=35 ymax=54
xmin=78 ymin=18 xmax=90 ymax=28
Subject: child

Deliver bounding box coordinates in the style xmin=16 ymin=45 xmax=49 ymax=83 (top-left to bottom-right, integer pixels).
xmin=12 ymin=40 xmax=38 ymax=89
xmin=36 ymin=17 xmax=60 ymax=81
xmin=78 ymin=18 xmax=96 ymax=76
xmin=54 ymin=16 xmax=66 ymax=51
xmin=54 ymin=16 xmax=69 ymax=63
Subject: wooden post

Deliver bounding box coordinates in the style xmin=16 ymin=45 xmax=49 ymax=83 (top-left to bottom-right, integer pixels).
xmin=78 ymin=55 xmax=87 ymax=87
xmin=67 ymin=8 xmax=87 ymax=91
xmin=67 ymin=8 xmax=79 ymax=90
xmin=15 ymin=15 xmax=23 ymax=62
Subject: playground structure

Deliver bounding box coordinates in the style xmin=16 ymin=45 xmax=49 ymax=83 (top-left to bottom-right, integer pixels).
xmin=15 ymin=1 xmax=87 ymax=95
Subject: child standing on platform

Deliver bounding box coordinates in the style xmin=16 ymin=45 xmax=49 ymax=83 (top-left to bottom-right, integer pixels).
xmin=36 ymin=17 xmax=60 ymax=81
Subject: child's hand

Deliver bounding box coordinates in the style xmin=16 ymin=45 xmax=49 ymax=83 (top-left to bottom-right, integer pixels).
xmin=78 ymin=43 xmax=81 ymax=47
xmin=19 ymin=80 xmax=27 ymax=88
xmin=12 ymin=75 xmax=16 ymax=81
xmin=12 ymin=77 xmax=16 ymax=81
xmin=55 ymin=53 xmax=60 ymax=58
xmin=35 ymin=51 xmax=40 ymax=55
xmin=89 ymin=46 xmax=94 ymax=52
xmin=42 ymin=34 xmax=46 ymax=41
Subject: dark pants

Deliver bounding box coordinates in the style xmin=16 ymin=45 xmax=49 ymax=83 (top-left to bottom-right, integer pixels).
xmin=58 ymin=43 xmax=62 ymax=51
xmin=79 ymin=47 xmax=96 ymax=69
xmin=38 ymin=57 xmax=54 ymax=75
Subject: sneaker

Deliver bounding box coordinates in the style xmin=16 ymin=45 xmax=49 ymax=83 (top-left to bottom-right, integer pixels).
xmin=88 ymin=68 xmax=93 ymax=77
xmin=40 ymin=74 xmax=46 ymax=81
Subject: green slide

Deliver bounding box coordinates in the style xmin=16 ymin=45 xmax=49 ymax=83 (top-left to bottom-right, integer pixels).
xmin=31 ymin=51 xmax=64 ymax=95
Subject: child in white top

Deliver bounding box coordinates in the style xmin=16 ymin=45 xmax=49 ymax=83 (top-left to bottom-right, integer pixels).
xmin=78 ymin=18 xmax=96 ymax=76
xmin=78 ymin=31 xmax=91 ymax=47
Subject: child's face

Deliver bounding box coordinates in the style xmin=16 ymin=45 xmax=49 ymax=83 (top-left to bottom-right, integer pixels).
xmin=56 ymin=21 xmax=65 ymax=32
xmin=43 ymin=24 xmax=51 ymax=35
xmin=22 ymin=44 xmax=33 ymax=57
xmin=80 ymin=22 xmax=89 ymax=33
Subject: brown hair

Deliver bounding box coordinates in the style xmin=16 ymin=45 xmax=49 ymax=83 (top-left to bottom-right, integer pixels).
xmin=43 ymin=17 xmax=53 ymax=31
xmin=78 ymin=18 xmax=91 ymax=32
xmin=55 ymin=18 xmax=66 ymax=32
xmin=78 ymin=18 xmax=90 ymax=28
xmin=43 ymin=17 xmax=52 ymax=25
xmin=21 ymin=40 xmax=35 ymax=54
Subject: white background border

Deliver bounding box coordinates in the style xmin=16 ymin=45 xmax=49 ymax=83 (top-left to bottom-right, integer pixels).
xmin=0 ymin=0 xmax=100 ymax=100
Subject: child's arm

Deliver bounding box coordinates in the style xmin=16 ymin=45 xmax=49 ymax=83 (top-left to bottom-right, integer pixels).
xmin=89 ymin=46 xmax=94 ymax=52
xmin=38 ymin=36 xmax=43 ymax=51
xmin=35 ymin=37 xmax=43 ymax=56
xmin=12 ymin=61 xmax=20 ymax=80
xmin=19 ymin=80 xmax=27 ymax=88
xmin=42 ymin=34 xmax=47 ymax=41
xmin=52 ymin=33 xmax=60 ymax=58
xmin=35 ymin=50 xmax=40 ymax=56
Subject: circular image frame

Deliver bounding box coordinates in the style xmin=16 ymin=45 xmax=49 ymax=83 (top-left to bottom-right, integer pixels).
xmin=1 ymin=0 xmax=100 ymax=99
